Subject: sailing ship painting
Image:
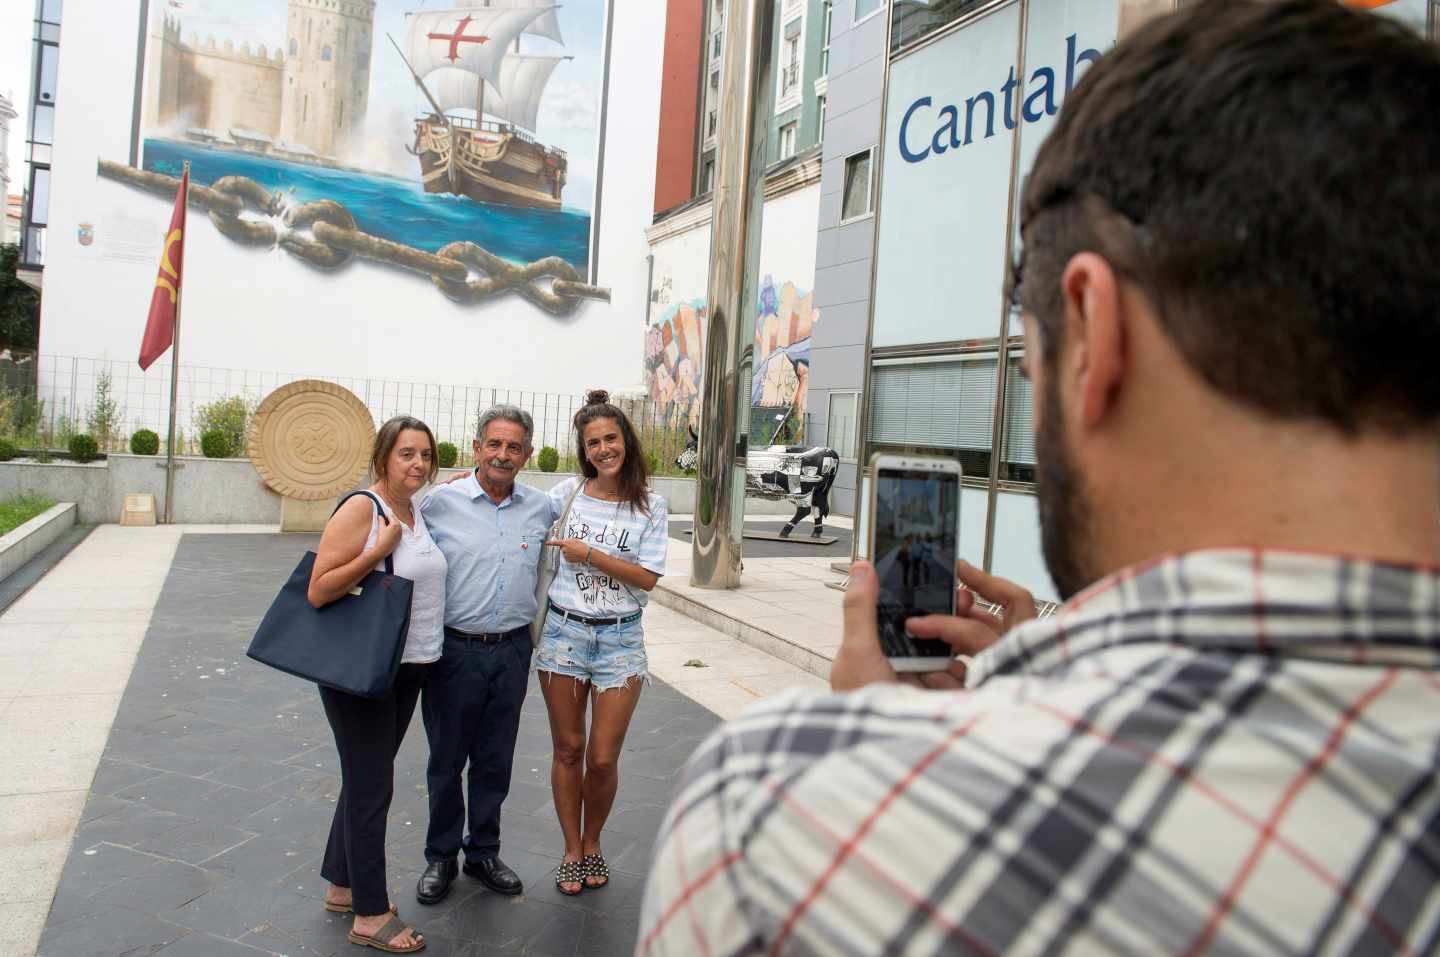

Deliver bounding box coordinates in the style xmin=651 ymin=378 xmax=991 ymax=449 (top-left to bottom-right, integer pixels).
xmin=127 ymin=0 xmax=608 ymax=280
xmin=401 ymin=5 xmax=572 ymax=209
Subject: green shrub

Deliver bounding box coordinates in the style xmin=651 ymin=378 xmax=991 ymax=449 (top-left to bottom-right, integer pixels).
xmin=200 ymin=429 xmax=230 ymax=459
xmin=0 ymin=439 xmax=15 ymax=462
xmin=193 ymin=395 xmax=253 ymax=458
xmin=644 ymin=451 xmax=661 ymax=476
xmin=437 ymin=441 xmax=458 ymax=469
xmin=86 ymin=370 xmax=124 ymax=449
xmin=537 ymin=446 xmax=559 ymax=472
xmin=68 ymin=433 xmax=99 ymax=463
xmin=130 ymin=429 xmax=160 ymax=456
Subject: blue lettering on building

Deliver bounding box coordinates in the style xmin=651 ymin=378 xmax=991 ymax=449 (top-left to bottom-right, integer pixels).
xmin=899 ymin=34 xmax=1103 ymax=164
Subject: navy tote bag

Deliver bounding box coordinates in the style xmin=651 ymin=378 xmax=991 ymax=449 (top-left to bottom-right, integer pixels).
xmin=248 ymin=491 xmax=414 ymax=698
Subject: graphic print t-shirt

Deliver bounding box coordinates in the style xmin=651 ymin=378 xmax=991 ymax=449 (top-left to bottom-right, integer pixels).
xmin=546 ymin=477 xmax=667 ymax=617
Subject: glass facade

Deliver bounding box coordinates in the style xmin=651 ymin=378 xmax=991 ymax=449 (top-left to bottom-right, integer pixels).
xmin=20 ymin=0 xmax=63 ymax=270
xmin=854 ymin=0 xmax=1439 ymax=600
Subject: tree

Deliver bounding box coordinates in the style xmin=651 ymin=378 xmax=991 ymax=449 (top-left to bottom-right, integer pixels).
xmin=0 ymin=244 xmax=39 ymax=351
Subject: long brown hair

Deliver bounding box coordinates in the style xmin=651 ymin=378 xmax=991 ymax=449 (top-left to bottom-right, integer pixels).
xmin=371 ymin=415 xmax=439 ymax=483
xmin=573 ymin=389 xmax=650 ymax=515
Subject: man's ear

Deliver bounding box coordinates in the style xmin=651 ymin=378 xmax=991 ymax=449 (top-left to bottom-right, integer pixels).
xmin=1059 ymin=252 xmax=1126 ymax=430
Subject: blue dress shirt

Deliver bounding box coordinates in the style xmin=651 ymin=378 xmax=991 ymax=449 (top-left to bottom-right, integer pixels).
xmin=419 ymin=472 xmax=558 ymax=633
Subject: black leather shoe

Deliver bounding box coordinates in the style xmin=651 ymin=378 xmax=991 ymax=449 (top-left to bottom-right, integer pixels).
xmin=416 ymin=858 xmax=458 ymax=905
xmin=464 ymin=855 xmax=523 ymax=896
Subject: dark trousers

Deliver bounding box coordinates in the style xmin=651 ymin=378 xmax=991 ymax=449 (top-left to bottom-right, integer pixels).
xmin=422 ymin=629 xmax=531 ymax=864
xmin=319 ymin=663 xmax=429 ymax=916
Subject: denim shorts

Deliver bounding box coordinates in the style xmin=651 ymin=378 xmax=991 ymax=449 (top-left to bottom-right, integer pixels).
xmin=534 ymin=607 xmax=649 ymax=692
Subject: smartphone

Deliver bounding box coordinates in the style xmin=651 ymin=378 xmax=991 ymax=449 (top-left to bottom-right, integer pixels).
xmin=865 ymin=453 xmax=962 ymax=672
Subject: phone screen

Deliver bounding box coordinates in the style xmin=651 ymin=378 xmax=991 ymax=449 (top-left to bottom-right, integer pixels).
xmin=874 ymin=467 xmax=959 ymax=660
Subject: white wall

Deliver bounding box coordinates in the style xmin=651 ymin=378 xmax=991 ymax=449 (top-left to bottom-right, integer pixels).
xmin=39 ymin=0 xmax=662 ymax=400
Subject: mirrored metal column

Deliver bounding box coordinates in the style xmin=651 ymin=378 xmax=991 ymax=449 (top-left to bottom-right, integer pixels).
xmin=692 ymin=0 xmax=776 ymax=589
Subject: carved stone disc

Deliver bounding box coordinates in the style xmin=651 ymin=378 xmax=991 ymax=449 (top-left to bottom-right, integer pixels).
xmin=247 ymin=380 xmax=375 ymax=501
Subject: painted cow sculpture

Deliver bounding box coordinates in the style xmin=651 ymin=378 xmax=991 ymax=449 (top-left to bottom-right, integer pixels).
xmin=677 ymin=426 xmax=840 ymax=538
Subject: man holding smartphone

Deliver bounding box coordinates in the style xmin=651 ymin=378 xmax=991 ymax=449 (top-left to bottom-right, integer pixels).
xmin=638 ymin=2 xmax=1440 ymax=954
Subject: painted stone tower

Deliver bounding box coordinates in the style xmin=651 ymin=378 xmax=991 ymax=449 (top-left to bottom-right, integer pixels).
xmin=279 ymin=0 xmax=375 ymax=158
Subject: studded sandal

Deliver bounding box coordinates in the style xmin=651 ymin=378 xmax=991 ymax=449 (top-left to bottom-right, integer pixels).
xmin=556 ymin=858 xmax=585 ymax=896
xmin=582 ymin=852 xmax=610 ymax=890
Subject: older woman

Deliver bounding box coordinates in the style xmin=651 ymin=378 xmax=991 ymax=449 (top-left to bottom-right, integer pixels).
xmin=539 ymin=390 xmax=669 ymax=895
xmin=307 ymin=415 xmax=447 ymax=954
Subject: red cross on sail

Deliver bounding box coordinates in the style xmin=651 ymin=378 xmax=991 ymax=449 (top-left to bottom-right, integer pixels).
xmin=427 ymin=14 xmax=490 ymax=63
xmin=405 ymin=6 xmax=556 ymax=87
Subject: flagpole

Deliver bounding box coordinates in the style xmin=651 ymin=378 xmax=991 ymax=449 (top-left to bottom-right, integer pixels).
xmin=162 ymin=161 xmax=189 ymax=525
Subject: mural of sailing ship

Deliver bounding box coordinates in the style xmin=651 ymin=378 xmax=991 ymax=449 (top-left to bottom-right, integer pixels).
xmin=120 ymin=0 xmax=605 ymax=278
xmin=400 ymin=4 xmax=573 ymax=209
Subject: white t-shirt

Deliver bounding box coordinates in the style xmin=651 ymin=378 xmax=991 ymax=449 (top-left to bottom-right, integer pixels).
xmin=545 ymin=477 xmax=668 ymax=617
xmin=362 ymin=494 xmax=447 ymax=664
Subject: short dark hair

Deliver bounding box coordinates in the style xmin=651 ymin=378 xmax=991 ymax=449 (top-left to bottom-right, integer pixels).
xmin=372 ymin=415 xmax=439 ymax=483
xmin=1017 ymin=0 xmax=1440 ymax=432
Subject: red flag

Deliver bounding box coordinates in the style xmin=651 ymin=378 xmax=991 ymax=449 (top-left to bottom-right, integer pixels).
xmin=139 ymin=166 xmax=188 ymax=371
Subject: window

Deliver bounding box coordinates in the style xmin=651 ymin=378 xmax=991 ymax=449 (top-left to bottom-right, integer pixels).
xmin=707 ymin=108 xmax=718 ymax=137
xmin=289 ymin=38 xmax=299 ymax=56
xmin=817 ymin=94 xmax=826 ymax=143
xmin=782 ymin=36 xmax=800 ymax=94
xmin=322 ymin=45 xmax=333 ymax=61
xmin=1002 ymin=355 xmax=1036 ymax=482
xmin=820 ymin=1 xmax=833 ymax=76
xmin=38 ymin=44 xmax=59 ymax=104
xmin=779 ymin=122 xmax=797 ymax=159
xmin=32 ymin=104 xmax=54 ymax=144
xmin=712 ymin=30 xmax=722 ymax=58
xmin=854 ymin=0 xmax=885 ymax=24
xmin=702 ymin=157 xmax=716 ymax=192
xmin=827 ymin=391 xmax=860 ymax=459
xmin=28 ymin=168 xmax=51 ymax=227
xmin=841 ymin=148 xmax=873 ymax=221
xmin=869 ymin=356 xmax=997 ymax=476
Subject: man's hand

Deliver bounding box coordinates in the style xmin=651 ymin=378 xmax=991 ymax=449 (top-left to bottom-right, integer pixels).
xmin=439 ymin=469 xmax=470 ymax=485
xmin=831 ymin=560 xmax=1039 ymax=693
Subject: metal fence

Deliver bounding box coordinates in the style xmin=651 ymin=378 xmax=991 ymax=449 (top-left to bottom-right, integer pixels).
xmin=0 ymin=352 xmax=704 ymax=472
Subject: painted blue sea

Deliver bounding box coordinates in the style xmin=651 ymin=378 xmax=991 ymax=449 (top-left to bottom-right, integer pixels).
xmin=143 ymin=139 xmax=591 ymax=274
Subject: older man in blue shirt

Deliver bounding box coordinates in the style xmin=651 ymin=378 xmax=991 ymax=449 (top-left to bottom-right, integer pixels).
xmin=415 ymin=404 xmax=555 ymax=904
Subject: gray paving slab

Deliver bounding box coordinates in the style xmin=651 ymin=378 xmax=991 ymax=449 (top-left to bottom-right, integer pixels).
xmin=38 ymin=533 xmax=721 ymax=957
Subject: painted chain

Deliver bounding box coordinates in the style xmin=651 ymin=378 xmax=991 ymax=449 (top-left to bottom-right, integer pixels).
xmin=97 ymin=160 xmax=612 ymax=315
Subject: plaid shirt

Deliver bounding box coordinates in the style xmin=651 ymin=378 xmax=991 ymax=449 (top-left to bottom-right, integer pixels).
xmin=637 ymin=549 xmax=1440 ymax=956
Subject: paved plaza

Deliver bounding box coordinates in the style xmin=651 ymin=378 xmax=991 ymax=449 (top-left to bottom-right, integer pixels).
xmin=1 ymin=526 xmax=832 ymax=957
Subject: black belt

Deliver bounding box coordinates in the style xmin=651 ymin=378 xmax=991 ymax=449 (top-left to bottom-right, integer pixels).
xmin=443 ymin=625 xmax=527 ymax=643
xmin=547 ymin=603 xmax=642 ymax=628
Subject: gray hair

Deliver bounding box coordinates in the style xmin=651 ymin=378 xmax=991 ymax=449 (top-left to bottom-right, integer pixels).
xmin=475 ymin=404 xmax=534 ymax=448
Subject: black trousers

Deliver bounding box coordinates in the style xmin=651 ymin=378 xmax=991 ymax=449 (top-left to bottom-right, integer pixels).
xmin=422 ymin=629 xmax=531 ymax=864
xmin=319 ymin=662 xmax=430 ymax=916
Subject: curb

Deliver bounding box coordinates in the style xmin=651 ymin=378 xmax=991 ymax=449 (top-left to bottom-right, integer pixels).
xmin=0 ymin=502 xmax=78 ymax=584
xmin=650 ymin=581 xmax=834 ymax=681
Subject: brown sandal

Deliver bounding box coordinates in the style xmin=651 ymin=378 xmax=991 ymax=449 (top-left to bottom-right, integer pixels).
xmin=347 ymin=914 xmax=425 ymax=953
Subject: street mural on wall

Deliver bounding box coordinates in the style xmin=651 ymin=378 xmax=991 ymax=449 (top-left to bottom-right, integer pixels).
xmin=644 ymin=275 xmax=818 ymax=443
xmin=100 ymin=0 xmax=611 ymax=314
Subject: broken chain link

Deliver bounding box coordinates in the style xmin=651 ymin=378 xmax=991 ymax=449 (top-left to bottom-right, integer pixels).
xmin=98 ymin=160 xmax=611 ymax=316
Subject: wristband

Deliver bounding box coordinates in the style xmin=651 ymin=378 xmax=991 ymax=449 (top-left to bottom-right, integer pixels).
xmin=586 ymin=545 xmax=594 ymax=564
